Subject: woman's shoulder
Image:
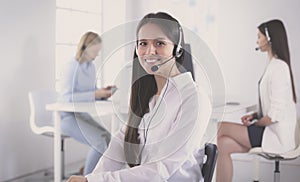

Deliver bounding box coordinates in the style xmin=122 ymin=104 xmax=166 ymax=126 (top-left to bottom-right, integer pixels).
xmin=269 ymin=58 xmax=290 ymax=76
xmin=66 ymin=58 xmax=79 ymax=66
xmin=62 ymin=58 xmax=79 ymax=71
xmin=172 ymin=72 xmax=195 ymax=89
xmin=270 ymin=58 xmax=289 ymax=69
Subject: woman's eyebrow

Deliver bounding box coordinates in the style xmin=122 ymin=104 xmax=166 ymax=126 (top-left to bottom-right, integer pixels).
xmin=155 ymin=37 xmax=168 ymax=41
xmin=138 ymin=37 xmax=168 ymax=41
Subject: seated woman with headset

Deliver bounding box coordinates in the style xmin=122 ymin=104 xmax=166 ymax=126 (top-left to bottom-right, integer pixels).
xmin=67 ymin=12 xmax=212 ymax=182
xmin=216 ymin=19 xmax=297 ymax=182
xmin=59 ymin=32 xmax=115 ymax=175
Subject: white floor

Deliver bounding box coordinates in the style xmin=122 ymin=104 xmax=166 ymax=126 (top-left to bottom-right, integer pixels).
xmin=232 ymin=154 xmax=300 ymax=182
xmin=4 ymin=156 xmax=300 ymax=182
xmin=3 ymin=160 xmax=84 ymax=182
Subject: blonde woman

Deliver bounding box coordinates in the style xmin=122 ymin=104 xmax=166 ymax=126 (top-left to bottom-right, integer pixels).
xmin=59 ymin=32 xmax=115 ymax=175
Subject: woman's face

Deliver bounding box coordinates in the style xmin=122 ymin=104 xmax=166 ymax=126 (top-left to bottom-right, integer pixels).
xmin=136 ymin=23 xmax=175 ymax=75
xmin=85 ymin=43 xmax=101 ymax=61
xmin=256 ymin=29 xmax=270 ymax=52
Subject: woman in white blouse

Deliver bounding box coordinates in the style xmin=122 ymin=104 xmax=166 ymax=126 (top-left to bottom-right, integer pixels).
xmin=216 ymin=19 xmax=297 ymax=182
xmin=67 ymin=12 xmax=212 ymax=182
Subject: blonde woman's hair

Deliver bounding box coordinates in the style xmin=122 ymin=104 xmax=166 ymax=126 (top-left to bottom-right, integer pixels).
xmin=76 ymin=31 xmax=102 ymax=63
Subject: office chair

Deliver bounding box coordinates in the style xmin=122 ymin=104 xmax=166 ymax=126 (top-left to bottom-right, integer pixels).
xmin=248 ymin=119 xmax=300 ymax=182
xmin=201 ymin=143 xmax=218 ymax=182
xmin=181 ymin=43 xmax=195 ymax=81
xmin=28 ymin=90 xmax=69 ymax=179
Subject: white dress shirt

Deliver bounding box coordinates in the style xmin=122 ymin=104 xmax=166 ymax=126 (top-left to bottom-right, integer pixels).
xmin=86 ymin=72 xmax=212 ymax=181
xmin=260 ymin=58 xmax=297 ymax=154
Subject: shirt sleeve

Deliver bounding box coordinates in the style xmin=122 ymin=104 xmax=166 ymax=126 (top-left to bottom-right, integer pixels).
xmin=91 ymin=126 xmax=127 ymax=173
xmin=86 ymin=128 xmax=194 ymax=182
xmin=86 ymin=153 xmax=189 ymax=182
xmin=86 ymin=84 xmax=212 ymax=182
xmin=59 ymin=61 xmax=95 ymax=102
xmin=267 ymin=62 xmax=291 ymax=123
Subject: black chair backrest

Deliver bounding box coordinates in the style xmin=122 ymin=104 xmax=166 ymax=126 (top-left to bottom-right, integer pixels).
xmin=202 ymin=143 xmax=218 ymax=182
xmin=180 ymin=43 xmax=195 ymax=81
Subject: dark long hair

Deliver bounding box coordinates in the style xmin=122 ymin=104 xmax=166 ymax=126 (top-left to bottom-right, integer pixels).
xmin=124 ymin=12 xmax=185 ymax=167
xmin=258 ymin=19 xmax=297 ymax=103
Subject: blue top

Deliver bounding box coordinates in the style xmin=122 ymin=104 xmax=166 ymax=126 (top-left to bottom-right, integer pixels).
xmin=59 ymin=58 xmax=97 ymax=117
xmin=59 ymin=58 xmax=97 ymax=102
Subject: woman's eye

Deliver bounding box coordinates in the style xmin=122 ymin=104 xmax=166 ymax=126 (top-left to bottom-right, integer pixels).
xmin=139 ymin=42 xmax=147 ymax=46
xmin=156 ymin=41 xmax=165 ymax=46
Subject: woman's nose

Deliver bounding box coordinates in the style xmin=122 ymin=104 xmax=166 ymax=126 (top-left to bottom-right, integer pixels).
xmin=145 ymin=44 xmax=156 ymax=55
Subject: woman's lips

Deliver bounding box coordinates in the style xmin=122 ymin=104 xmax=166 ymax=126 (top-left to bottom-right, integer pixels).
xmin=145 ymin=59 xmax=158 ymax=63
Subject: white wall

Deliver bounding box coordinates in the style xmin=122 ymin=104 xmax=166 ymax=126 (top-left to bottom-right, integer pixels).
xmin=0 ymin=1 xmax=87 ymax=180
xmin=99 ymin=0 xmax=126 ymax=87
xmin=0 ymin=1 xmax=55 ymax=180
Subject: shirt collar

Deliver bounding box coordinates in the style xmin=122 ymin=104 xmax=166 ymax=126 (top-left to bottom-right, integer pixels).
xmin=169 ymin=72 xmax=194 ymax=90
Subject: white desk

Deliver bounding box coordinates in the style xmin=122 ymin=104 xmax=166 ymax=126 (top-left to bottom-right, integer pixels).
xmin=46 ymin=101 xmax=115 ymax=182
xmin=212 ymin=101 xmax=257 ymax=123
xmin=202 ymin=101 xmax=257 ymax=145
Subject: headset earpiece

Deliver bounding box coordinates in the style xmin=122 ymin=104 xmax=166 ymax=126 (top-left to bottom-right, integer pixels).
xmin=175 ymin=45 xmax=183 ymax=58
xmin=81 ymin=32 xmax=92 ymax=51
xmin=174 ymin=25 xmax=183 ymax=58
xmin=265 ymin=25 xmax=271 ymax=43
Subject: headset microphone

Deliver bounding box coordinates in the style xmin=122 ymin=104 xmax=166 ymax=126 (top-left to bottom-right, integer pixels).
xmin=255 ymin=42 xmax=269 ymax=51
xmin=151 ymin=56 xmax=174 ymax=72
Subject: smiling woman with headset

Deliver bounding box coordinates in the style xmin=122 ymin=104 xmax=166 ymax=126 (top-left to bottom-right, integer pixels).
xmin=216 ymin=20 xmax=297 ymax=182
xmin=67 ymin=12 xmax=212 ymax=182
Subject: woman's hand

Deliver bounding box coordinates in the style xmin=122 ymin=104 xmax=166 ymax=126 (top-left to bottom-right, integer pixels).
xmin=67 ymin=175 xmax=87 ymax=182
xmin=241 ymin=114 xmax=254 ymax=126
xmin=105 ymin=85 xmax=116 ymax=91
xmin=95 ymin=85 xmax=117 ymax=99
xmin=95 ymin=88 xmax=111 ymax=99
